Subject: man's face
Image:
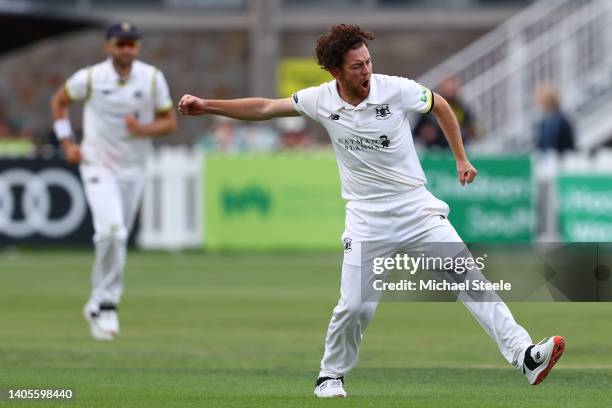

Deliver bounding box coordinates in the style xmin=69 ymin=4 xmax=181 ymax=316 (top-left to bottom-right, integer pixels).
xmin=105 ymin=38 xmax=140 ymax=68
xmin=332 ymin=43 xmax=372 ymax=99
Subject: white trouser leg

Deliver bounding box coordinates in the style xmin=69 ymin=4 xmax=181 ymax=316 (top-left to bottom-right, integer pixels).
xmin=102 ymin=174 xmax=144 ymax=303
xmin=419 ymin=219 xmax=533 ymax=369
xmin=319 ymin=246 xmax=379 ymax=378
xmin=319 ymin=199 xmax=394 ymax=378
xmin=81 ymin=166 xmax=129 ymax=309
xmin=117 ymin=173 xmax=145 ymax=237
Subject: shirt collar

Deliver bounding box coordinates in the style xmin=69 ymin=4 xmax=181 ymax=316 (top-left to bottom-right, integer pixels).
xmin=106 ymin=58 xmax=133 ymax=84
xmin=331 ymin=75 xmax=381 ymax=111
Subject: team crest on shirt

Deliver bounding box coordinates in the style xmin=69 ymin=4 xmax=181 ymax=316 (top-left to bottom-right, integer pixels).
xmin=379 ymin=135 xmax=390 ymax=148
xmin=375 ymin=104 xmax=392 ymax=120
xmin=343 ymin=237 xmax=352 ymax=253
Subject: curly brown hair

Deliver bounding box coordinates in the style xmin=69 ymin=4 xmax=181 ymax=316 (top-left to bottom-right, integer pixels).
xmin=315 ymin=24 xmax=375 ymax=71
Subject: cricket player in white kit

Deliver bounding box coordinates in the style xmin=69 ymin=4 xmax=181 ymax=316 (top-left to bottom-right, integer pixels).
xmin=178 ymin=24 xmax=564 ymax=397
xmin=51 ymin=21 xmax=177 ymax=341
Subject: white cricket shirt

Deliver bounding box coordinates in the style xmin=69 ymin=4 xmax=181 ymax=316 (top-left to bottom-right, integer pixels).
xmin=65 ymin=59 xmax=173 ymax=170
xmin=292 ymin=73 xmax=433 ymax=201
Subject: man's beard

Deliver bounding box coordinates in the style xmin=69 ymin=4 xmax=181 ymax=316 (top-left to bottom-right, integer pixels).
xmin=113 ymin=57 xmax=134 ymax=69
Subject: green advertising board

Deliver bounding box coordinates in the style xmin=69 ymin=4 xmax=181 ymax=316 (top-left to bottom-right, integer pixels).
xmin=204 ymin=153 xmax=534 ymax=250
xmin=557 ymin=175 xmax=612 ymax=242
xmin=205 ymin=153 xmax=345 ymax=250
xmin=421 ymin=153 xmax=533 ymax=242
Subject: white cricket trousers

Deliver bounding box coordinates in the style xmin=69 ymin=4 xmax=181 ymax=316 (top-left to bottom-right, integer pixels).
xmin=80 ymin=164 xmax=145 ymax=311
xmin=319 ymin=185 xmax=533 ymax=378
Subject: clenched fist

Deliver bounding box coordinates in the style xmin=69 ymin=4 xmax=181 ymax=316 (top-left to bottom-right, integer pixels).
xmin=178 ymin=94 xmax=207 ymax=116
xmin=125 ymin=114 xmax=144 ymax=136
xmin=457 ymin=160 xmax=478 ymax=186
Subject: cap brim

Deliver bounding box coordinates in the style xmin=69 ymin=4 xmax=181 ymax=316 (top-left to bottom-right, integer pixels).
xmin=107 ymin=33 xmax=141 ymax=41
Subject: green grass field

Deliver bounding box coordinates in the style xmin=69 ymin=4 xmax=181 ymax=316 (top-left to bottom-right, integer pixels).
xmin=1 ymin=250 xmax=611 ymax=407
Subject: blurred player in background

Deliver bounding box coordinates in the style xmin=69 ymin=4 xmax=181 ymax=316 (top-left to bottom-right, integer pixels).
xmin=50 ymin=21 xmax=177 ymax=341
xmin=178 ymin=24 xmax=564 ymax=397
xmin=413 ymin=75 xmax=478 ymax=148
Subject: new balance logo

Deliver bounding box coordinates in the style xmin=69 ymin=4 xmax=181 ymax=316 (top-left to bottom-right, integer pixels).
xmin=329 ymin=113 xmax=340 ymax=121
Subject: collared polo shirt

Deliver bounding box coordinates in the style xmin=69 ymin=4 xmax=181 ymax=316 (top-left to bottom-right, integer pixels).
xmin=65 ymin=59 xmax=173 ymax=170
xmin=293 ymin=74 xmax=434 ymax=201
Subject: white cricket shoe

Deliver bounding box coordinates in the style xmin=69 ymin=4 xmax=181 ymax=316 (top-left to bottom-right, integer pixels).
xmin=83 ymin=304 xmax=117 ymax=341
xmin=97 ymin=303 xmax=120 ymax=336
xmin=314 ymin=377 xmax=347 ymax=398
xmin=523 ymin=336 xmax=565 ymax=385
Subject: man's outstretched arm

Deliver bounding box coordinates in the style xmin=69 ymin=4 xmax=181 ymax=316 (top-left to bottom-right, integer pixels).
xmin=431 ymin=92 xmax=478 ymax=186
xmin=178 ymin=95 xmax=300 ymax=121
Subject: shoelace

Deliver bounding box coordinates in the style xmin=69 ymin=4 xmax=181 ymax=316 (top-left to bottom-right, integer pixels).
xmin=326 ymin=379 xmax=343 ymax=388
xmin=317 ymin=379 xmax=343 ymax=391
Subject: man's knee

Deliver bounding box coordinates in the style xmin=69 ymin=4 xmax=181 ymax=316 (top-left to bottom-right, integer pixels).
xmin=335 ymin=297 xmax=376 ymax=322
xmin=94 ymin=223 xmax=127 ymax=243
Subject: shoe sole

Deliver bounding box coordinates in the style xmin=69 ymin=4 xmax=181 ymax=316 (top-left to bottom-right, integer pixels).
xmin=314 ymin=388 xmax=347 ymax=398
xmin=533 ymin=336 xmax=565 ymax=385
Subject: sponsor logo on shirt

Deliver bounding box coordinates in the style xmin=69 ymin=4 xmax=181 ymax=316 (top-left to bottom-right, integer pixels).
xmin=329 ymin=113 xmax=340 ymax=121
xmin=375 ymin=104 xmax=392 ymax=120
xmin=292 ymin=93 xmax=298 ymax=103
xmin=133 ymin=90 xmax=143 ymax=99
xmin=337 ymin=135 xmax=391 ymax=151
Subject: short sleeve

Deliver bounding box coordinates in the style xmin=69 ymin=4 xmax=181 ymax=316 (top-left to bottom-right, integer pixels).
xmin=291 ymin=86 xmax=320 ymax=122
xmin=153 ymin=69 xmax=173 ymax=113
xmin=399 ymin=78 xmax=433 ymax=114
xmin=64 ymin=68 xmax=90 ymax=102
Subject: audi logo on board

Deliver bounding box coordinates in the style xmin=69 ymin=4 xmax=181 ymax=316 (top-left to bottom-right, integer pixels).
xmin=0 ymin=160 xmax=95 ymax=244
xmin=0 ymin=168 xmax=87 ymax=238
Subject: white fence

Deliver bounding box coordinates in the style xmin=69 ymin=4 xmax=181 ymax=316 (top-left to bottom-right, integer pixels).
xmin=138 ymin=147 xmax=204 ymax=250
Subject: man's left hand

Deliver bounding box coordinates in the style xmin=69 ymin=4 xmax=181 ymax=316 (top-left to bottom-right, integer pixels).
xmin=125 ymin=114 xmax=144 ymax=136
xmin=457 ymin=160 xmax=478 ymax=186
